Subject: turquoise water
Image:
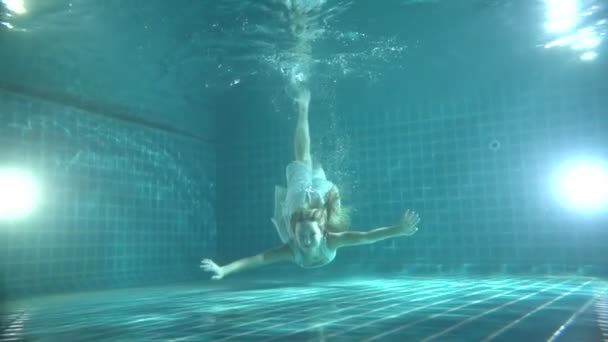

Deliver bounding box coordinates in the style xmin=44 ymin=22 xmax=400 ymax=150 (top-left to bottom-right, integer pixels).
xmin=3 ymin=276 xmax=607 ymax=340
xmin=1 ymin=0 xmax=607 ymax=340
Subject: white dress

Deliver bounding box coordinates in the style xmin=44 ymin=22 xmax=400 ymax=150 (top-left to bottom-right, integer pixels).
xmin=271 ymin=160 xmax=337 ymax=268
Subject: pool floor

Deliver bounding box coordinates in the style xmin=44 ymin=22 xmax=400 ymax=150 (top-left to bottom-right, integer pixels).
xmin=1 ymin=276 xmax=607 ymax=341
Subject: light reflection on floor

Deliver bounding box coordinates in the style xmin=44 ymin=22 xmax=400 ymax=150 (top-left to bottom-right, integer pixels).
xmin=1 ymin=276 xmax=606 ymax=341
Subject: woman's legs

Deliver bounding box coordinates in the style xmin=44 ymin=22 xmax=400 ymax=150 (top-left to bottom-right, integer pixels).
xmin=293 ymin=88 xmax=312 ymax=163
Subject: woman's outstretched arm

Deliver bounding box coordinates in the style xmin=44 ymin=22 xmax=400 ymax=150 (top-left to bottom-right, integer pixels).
xmin=200 ymin=243 xmax=294 ymax=280
xmin=329 ymin=210 xmax=420 ymax=249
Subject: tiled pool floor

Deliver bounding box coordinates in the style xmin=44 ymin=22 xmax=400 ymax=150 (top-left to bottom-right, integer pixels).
xmin=1 ymin=276 xmax=607 ymax=341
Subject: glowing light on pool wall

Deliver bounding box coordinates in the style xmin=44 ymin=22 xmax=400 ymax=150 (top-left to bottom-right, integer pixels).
xmin=550 ymin=159 xmax=608 ymax=213
xmin=0 ymin=167 xmax=41 ymax=221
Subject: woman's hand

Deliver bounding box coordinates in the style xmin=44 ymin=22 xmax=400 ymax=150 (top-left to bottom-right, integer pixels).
xmin=200 ymin=258 xmax=225 ymax=280
xmin=397 ymin=209 xmax=420 ymax=236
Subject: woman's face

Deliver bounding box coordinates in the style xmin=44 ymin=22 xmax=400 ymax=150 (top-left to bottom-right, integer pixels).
xmin=295 ymin=221 xmax=323 ymax=251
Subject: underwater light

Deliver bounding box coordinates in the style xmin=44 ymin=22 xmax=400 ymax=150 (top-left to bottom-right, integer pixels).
xmin=580 ymin=51 xmax=598 ymax=60
xmin=1 ymin=0 xmax=26 ymax=15
xmin=0 ymin=167 xmax=40 ymax=220
xmin=544 ymin=0 xmax=579 ymax=34
xmin=551 ymin=158 xmax=608 ymax=213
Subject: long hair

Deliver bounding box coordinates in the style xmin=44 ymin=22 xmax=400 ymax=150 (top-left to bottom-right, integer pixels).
xmin=290 ymin=186 xmax=350 ymax=234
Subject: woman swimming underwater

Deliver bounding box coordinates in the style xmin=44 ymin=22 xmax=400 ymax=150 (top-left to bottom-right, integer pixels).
xmin=200 ymin=88 xmax=419 ymax=279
